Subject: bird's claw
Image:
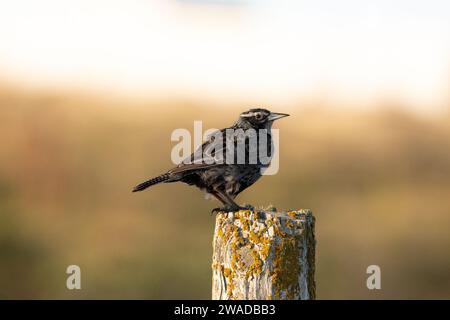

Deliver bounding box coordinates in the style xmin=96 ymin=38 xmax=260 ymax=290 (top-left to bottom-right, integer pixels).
xmin=211 ymin=207 xmax=223 ymax=215
xmin=211 ymin=206 xmax=235 ymax=215
xmin=211 ymin=205 xmax=251 ymax=215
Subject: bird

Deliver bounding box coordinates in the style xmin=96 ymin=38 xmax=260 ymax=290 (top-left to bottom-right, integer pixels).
xmin=132 ymin=108 xmax=289 ymax=213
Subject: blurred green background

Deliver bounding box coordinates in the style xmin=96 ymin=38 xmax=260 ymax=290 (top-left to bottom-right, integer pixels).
xmin=1 ymin=86 xmax=449 ymax=299
xmin=0 ymin=0 xmax=450 ymax=299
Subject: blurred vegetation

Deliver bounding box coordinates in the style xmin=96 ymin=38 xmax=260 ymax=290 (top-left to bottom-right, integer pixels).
xmin=0 ymin=86 xmax=449 ymax=299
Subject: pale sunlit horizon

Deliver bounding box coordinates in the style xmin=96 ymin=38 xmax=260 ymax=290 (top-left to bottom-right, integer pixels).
xmin=0 ymin=0 xmax=449 ymax=111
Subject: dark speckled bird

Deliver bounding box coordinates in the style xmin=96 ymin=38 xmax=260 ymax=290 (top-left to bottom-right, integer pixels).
xmin=132 ymin=108 xmax=289 ymax=212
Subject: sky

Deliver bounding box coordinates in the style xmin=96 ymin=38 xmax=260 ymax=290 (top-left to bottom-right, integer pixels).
xmin=0 ymin=0 xmax=449 ymax=109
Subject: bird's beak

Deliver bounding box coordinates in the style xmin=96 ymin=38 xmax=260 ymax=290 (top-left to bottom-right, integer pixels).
xmin=268 ymin=112 xmax=290 ymax=121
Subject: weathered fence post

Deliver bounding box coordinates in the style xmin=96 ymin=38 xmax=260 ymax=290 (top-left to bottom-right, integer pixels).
xmin=212 ymin=209 xmax=316 ymax=300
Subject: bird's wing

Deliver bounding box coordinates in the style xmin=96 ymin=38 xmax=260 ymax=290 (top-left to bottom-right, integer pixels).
xmin=168 ymin=162 xmax=218 ymax=175
xmin=168 ymin=126 xmax=267 ymax=175
xmin=168 ymin=129 xmax=227 ymax=175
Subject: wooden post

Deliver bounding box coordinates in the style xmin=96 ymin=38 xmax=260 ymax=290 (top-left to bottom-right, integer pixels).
xmin=212 ymin=209 xmax=316 ymax=300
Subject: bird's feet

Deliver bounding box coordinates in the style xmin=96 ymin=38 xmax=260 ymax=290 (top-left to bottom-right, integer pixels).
xmin=211 ymin=205 xmax=252 ymax=215
xmin=210 ymin=207 xmax=223 ymax=215
xmin=241 ymin=203 xmax=255 ymax=210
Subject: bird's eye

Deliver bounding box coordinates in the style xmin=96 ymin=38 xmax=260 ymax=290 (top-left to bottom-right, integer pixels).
xmin=255 ymin=113 xmax=263 ymax=120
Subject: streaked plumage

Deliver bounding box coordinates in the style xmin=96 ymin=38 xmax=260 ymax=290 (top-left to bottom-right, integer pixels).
xmin=132 ymin=108 xmax=289 ymax=212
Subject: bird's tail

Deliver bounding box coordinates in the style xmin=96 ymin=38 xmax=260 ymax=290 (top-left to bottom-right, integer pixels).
xmin=132 ymin=173 xmax=170 ymax=192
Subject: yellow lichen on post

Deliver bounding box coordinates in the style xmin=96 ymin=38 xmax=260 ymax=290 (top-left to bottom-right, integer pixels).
xmin=212 ymin=209 xmax=316 ymax=300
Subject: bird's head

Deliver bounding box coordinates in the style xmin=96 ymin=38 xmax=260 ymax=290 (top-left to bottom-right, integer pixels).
xmin=237 ymin=108 xmax=289 ymax=129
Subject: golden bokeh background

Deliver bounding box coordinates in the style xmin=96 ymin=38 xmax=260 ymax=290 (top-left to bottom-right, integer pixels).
xmin=0 ymin=0 xmax=449 ymax=299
